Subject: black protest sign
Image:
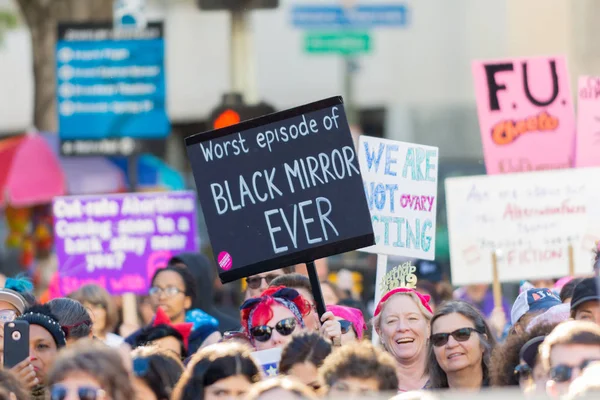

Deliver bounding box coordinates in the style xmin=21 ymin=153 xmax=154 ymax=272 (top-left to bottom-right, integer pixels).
xmin=186 ymin=97 xmax=374 ymax=283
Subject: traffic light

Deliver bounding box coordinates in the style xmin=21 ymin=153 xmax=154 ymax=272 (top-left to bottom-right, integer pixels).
xmin=198 ymin=0 xmax=278 ymax=11
xmin=209 ymin=93 xmax=276 ymax=130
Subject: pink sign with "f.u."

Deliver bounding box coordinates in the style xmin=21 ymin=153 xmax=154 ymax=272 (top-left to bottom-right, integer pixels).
xmin=472 ymin=55 xmax=576 ymax=174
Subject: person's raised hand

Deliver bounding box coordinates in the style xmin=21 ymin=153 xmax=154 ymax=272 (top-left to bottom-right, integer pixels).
xmin=11 ymin=358 xmax=38 ymax=389
xmin=320 ymin=311 xmax=342 ymax=347
xmin=488 ymin=307 xmax=507 ymax=337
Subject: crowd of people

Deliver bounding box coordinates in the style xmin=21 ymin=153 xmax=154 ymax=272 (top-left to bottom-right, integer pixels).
xmin=0 ymin=252 xmax=599 ymax=399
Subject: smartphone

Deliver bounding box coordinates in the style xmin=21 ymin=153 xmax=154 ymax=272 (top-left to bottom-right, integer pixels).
xmin=4 ymin=320 xmax=29 ymax=369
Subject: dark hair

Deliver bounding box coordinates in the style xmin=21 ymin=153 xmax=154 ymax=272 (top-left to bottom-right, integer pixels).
xmin=131 ymin=346 xmax=185 ymax=400
xmin=0 ymin=369 xmax=29 ymax=400
xmin=135 ymin=324 xmax=187 ymax=358
xmin=490 ymin=323 xmax=558 ymax=387
xmin=416 ymin=280 xmax=441 ymax=306
xmin=151 ymin=265 xmax=197 ymax=307
xmin=319 ymin=341 xmax=398 ymax=392
xmin=279 ymin=332 xmax=332 ymax=374
xmin=428 ymin=300 xmax=496 ymax=389
xmin=48 ymin=340 xmax=134 ymax=400
xmin=173 ymin=342 xmax=261 ymax=400
xmin=270 ymin=273 xmax=312 ymax=292
xmin=560 ymin=278 xmax=583 ymax=303
xmin=68 ymin=284 xmax=119 ymax=334
xmin=47 ymin=298 xmax=93 ymax=340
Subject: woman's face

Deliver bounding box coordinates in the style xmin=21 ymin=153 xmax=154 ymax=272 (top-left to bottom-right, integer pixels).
xmin=204 ymin=374 xmax=252 ymax=400
xmin=378 ymin=295 xmax=429 ymax=363
xmin=288 ymin=362 xmax=320 ymax=390
xmin=431 ymin=313 xmax=484 ymax=376
xmin=335 ymin=316 xmax=357 ymax=345
xmin=253 ymin=304 xmax=299 ymax=351
xmin=30 ymin=324 xmax=59 ymax=383
xmin=133 ymin=377 xmax=157 ymax=400
xmin=51 ymin=371 xmax=108 ymax=400
xmin=150 ymin=271 xmax=191 ymax=323
xmin=84 ymin=302 xmax=107 ymax=335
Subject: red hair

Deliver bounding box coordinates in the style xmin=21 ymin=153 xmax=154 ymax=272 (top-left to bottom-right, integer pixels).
xmin=241 ymin=286 xmax=311 ymax=333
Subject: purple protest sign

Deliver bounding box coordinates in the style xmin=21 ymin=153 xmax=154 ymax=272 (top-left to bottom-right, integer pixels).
xmin=53 ymin=191 xmax=199 ymax=296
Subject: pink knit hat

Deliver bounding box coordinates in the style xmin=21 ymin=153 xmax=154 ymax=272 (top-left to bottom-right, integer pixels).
xmin=374 ymin=288 xmax=433 ymax=319
xmin=327 ymin=305 xmax=366 ymax=340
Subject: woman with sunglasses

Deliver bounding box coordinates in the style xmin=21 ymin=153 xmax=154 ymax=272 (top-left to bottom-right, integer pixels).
xmin=47 ymin=339 xmax=134 ymax=400
xmin=326 ymin=305 xmax=366 ymax=344
xmin=12 ymin=304 xmax=67 ymax=400
xmin=126 ymin=265 xmax=221 ymax=355
xmin=428 ymin=300 xmax=496 ymax=390
xmin=241 ymin=286 xmax=319 ymax=351
xmin=373 ymin=287 xmax=433 ymax=392
xmin=130 ymin=346 xmax=184 ymax=400
xmin=279 ymin=332 xmax=332 ymax=391
xmin=173 ymin=342 xmax=261 ymax=400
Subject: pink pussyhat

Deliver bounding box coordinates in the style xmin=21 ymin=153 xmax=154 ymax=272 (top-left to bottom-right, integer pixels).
xmin=327 ymin=305 xmax=366 ymax=340
xmin=554 ymin=276 xmax=574 ymax=292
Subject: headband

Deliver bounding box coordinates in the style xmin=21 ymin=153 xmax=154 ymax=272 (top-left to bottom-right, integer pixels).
xmin=17 ymin=312 xmax=67 ymax=348
xmin=374 ymin=287 xmax=433 ymax=318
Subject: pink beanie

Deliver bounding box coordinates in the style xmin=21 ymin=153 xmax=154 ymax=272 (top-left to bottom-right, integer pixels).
xmin=327 ymin=305 xmax=367 ymax=340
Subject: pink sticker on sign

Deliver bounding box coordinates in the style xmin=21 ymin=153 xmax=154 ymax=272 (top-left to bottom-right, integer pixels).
xmin=472 ymin=55 xmax=576 ymax=174
xmin=218 ymin=252 xmax=232 ymax=271
xmin=576 ymin=76 xmax=600 ymax=168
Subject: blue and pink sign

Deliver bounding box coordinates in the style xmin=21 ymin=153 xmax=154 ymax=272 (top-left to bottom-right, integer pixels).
xmin=53 ymin=191 xmax=199 ymax=296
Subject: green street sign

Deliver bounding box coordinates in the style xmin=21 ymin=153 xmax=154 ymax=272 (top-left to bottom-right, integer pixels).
xmin=305 ymin=31 xmax=371 ymax=55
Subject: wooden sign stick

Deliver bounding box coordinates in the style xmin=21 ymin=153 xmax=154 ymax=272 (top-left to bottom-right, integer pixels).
xmin=491 ymin=251 xmax=502 ymax=310
xmin=568 ymin=242 xmax=575 ymax=277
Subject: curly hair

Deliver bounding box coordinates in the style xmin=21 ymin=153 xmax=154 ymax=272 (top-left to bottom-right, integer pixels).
xmin=279 ymin=332 xmax=332 ymax=374
xmin=427 ymin=301 xmax=496 ymax=389
xmin=241 ymin=286 xmax=311 ymax=334
xmin=319 ymin=341 xmax=399 ymax=392
xmin=47 ymin=339 xmax=134 ymax=400
xmin=172 ymin=342 xmax=260 ymax=400
xmin=490 ymin=323 xmax=558 ymax=387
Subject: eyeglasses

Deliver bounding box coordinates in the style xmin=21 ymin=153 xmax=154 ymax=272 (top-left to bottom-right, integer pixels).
xmin=0 ymin=309 xmax=16 ymax=324
xmin=514 ymin=364 xmax=532 ymax=380
xmin=149 ymin=286 xmax=185 ymax=298
xmin=430 ymin=327 xmax=481 ymax=347
xmin=339 ymin=319 xmax=353 ymax=335
xmin=246 ymin=275 xmax=280 ymax=290
xmin=550 ymin=359 xmax=600 ymax=383
xmin=250 ymin=317 xmax=297 ymax=342
xmin=50 ymin=384 xmax=105 ymax=400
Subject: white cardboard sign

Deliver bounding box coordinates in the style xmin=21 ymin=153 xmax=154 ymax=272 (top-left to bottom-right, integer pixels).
xmin=357 ymin=136 xmax=439 ymax=259
xmin=445 ymin=168 xmax=600 ymax=285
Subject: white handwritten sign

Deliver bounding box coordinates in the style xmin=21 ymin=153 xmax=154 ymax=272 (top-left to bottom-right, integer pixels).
xmin=358 ymin=136 xmax=439 ymax=259
xmin=445 ymin=168 xmax=600 ymax=285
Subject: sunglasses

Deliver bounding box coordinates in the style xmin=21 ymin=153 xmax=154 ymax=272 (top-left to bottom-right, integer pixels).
xmin=50 ymin=385 xmax=105 ymax=400
xmin=246 ymin=275 xmax=280 ymax=289
xmin=430 ymin=327 xmax=481 ymax=347
xmin=514 ymin=364 xmax=532 ymax=380
xmin=250 ymin=317 xmax=296 ymax=342
xmin=339 ymin=319 xmax=354 ymax=335
xmin=551 ymin=359 xmax=600 ymax=383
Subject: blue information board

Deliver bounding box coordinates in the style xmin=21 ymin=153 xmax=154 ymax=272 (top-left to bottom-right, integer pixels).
xmin=291 ymin=4 xmax=409 ymax=29
xmin=56 ymin=22 xmax=169 ymax=141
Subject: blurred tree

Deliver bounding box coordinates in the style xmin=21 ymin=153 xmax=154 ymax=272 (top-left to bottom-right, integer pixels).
xmin=15 ymin=0 xmax=113 ymax=132
xmin=0 ymin=9 xmax=18 ymax=45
